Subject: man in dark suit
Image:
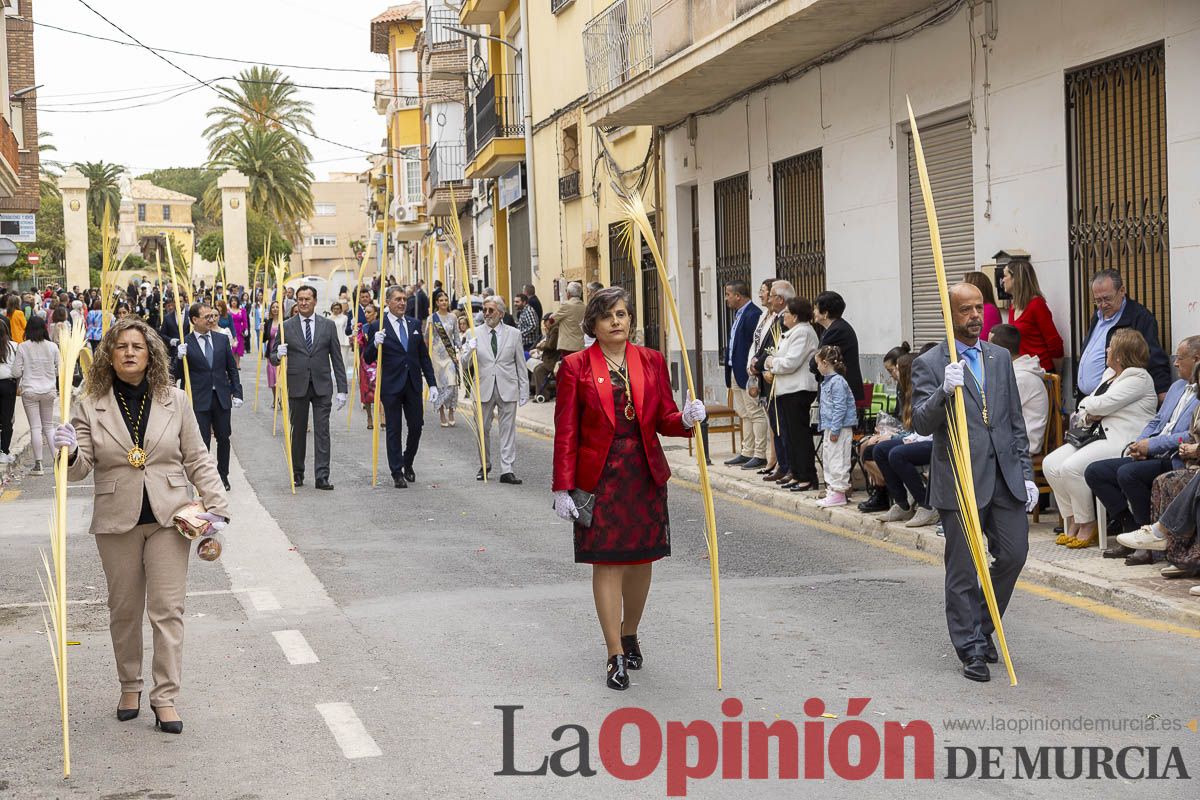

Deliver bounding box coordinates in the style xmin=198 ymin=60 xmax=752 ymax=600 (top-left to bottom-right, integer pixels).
xmin=158 ymin=296 xmax=190 ymax=354
xmin=810 ymin=290 xmax=864 ymax=402
xmin=268 ymin=285 xmax=347 ymax=490
xmin=911 ymin=283 xmax=1039 ymax=683
xmin=344 ymin=286 xmax=374 ymax=339
xmin=175 ymin=302 xmax=242 ymax=491
xmin=364 ymin=285 xmax=438 ymax=488
xmin=723 ymin=280 xmax=767 ymax=469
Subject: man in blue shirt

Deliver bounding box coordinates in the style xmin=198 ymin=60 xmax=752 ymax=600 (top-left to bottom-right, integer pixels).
xmin=723 ymin=281 xmax=767 ymax=469
xmin=1077 ymin=270 xmax=1171 ymax=398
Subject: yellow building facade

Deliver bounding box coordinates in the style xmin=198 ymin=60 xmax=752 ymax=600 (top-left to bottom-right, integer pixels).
xmin=132 ymin=179 xmax=197 ymax=264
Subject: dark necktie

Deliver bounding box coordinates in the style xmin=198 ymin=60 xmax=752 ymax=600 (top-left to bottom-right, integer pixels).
xmin=304 ymin=317 xmax=313 ymax=349
xmin=202 ymin=334 xmax=213 ymax=366
xmin=396 ymin=315 xmax=409 ymax=350
xmin=490 ymin=328 xmax=498 ymax=356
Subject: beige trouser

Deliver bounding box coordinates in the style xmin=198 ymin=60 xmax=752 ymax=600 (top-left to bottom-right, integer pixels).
xmin=95 ymin=523 xmax=191 ymax=708
xmin=731 ymin=387 xmax=769 ymax=459
xmin=1042 ymin=437 xmax=1126 ymax=524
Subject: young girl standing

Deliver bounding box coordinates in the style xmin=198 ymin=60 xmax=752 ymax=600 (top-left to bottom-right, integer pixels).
xmin=815 ymin=344 xmax=858 ymax=507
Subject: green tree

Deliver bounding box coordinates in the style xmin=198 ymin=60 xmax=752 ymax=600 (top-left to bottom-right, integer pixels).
xmin=136 ymin=167 xmax=221 ymax=236
xmin=203 ymin=66 xmax=315 ymax=157
xmin=196 ymin=208 xmax=293 ymax=264
xmin=203 ymin=126 xmax=313 ymax=241
xmin=72 ymin=160 xmax=125 ymax=229
xmin=1 ymin=191 xmax=101 ymax=284
xmin=39 ymin=131 xmax=61 ymax=198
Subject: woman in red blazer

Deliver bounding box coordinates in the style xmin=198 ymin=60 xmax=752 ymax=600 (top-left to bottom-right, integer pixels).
xmin=552 ymin=287 xmax=706 ymax=690
xmin=1001 ymin=260 xmax=1064 ymax=372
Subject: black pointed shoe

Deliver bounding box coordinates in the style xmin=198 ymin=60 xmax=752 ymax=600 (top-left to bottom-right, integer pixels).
xmin=621 ymin=634 xmax=643 ymax=670
xmin=153 ymin=707 xmax=183 ymax=734
xmin=116 ymin=691 xmax=141 ymax=722
xmin=984 ymin=637 xmax=999 ymax=664
xmin=606 ymin=654 xmax=630 ymax=690
xmin=962 ymin=656 xmax=991 ymax=683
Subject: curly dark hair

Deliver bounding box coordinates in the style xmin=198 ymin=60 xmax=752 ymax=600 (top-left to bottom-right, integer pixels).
xmin=582 ymin=286 xmax=632 ymax=338
xmin=85 ymin=316 xmax=174 ymax=401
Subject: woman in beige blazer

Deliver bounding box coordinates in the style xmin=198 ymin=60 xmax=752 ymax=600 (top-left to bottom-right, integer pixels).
xmin=53 ymin=316 xmax=229 ymax=734
xmin=1043 ymin=328 xmax=1158 ymax=549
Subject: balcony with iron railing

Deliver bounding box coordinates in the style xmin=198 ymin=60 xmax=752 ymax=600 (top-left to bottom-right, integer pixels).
xmin=0 ymin=115 xmax=20 ymax=196
xmin=428 ymin=141 xmax=469 ymax=214
xmin=558 ymin=171 xmax=580 ymax=201
xmin=464 ymin=73 xmax=526 ymax=178
xmin=427 ymin=6 xmax=466 ymax=49
xmin=582 ymin=0 xmax=936 ymax=127
xmin=551 ymin=0 xmax=574 ymax=14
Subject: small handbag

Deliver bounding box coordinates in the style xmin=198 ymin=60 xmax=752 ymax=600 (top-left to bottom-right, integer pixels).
xmin=552 ymin=489 xmax=596 ymax=528
xmin=1065 ymin=420 xmax=1105 ymax=449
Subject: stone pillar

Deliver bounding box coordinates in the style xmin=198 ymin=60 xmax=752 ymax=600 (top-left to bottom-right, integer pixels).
xmin=217 ymin=169 xmax=251 ymax=288
xmin=58 ymin=168 xmax=90 ymax=291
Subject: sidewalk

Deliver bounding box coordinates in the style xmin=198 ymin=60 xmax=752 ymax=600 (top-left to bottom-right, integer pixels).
xmin=0 ymin=400 xmax=33 ymax=489
xmin=516 ymin=399 xmax=1200 ymax=631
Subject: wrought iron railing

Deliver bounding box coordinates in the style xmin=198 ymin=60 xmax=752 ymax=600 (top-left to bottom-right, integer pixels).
xmin=582 ymin=0 xmax=653 ymax=99
xmin=467 ymin=73 xmax=525 ymax=160
xmin=558 ymin=171 xmax=580 ymax=201
xmin=427 ymin=6 xmax=465 ymax=49
xmin=429 ymin=142 xmax=466 ymax=188
xmin=0 ymin=115 xmax=19 ymax=174
xmin=551 ymin=0 xmax=573 ymax=13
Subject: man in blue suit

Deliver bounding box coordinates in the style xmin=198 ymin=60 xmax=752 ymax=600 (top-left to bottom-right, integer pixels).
xmin=175 ymin=302 xmax=243 ymax=491
xmin=364 ymin=285 xmax=438 ymax=489
xmin=723 ymin=280 xmax=768 ymax=469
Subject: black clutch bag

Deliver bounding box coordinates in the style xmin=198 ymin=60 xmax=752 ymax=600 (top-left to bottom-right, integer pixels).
xmin=1065 ymin=421 xmax=1105 ymax=449
xmin=552 ymin=489 xmax=596 ymax=527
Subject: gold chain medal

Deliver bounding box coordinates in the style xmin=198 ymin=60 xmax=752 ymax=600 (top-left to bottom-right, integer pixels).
xmin=116 ymin=391 xmax=149 ymax=470
xmin=126 ymin=446 xmax=148 ymax=469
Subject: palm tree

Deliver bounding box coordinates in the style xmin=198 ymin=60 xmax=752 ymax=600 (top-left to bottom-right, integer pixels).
xmin=72 ymin=160 xmax=125 ymax=229
xmin=204 ymin=126 xmax=314 ymax=241
xmin=203 ymin=66 xmax=315 ymax=162
xmin=38 ymin=131 xmax=62 ymax=198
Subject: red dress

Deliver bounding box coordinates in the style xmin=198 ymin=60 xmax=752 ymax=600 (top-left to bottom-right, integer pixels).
xmin=1008 ymin=295 xmax=1063 ymax=372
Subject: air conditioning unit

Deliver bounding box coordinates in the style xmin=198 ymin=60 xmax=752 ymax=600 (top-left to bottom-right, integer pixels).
xmin=396 ymin=205 xmax=410 ymax=221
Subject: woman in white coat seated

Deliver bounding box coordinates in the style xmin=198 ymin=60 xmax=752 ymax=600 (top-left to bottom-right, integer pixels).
xmin=1044 ymin=328 xmax=1158 ymax=549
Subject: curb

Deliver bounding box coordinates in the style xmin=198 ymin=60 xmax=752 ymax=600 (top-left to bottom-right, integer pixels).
xmin=517 ymin=415 xmax=1200 ymax=632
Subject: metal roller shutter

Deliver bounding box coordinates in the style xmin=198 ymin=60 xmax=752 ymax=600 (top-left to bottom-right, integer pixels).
xmin=908 ymin=118 xmax=974 ymax=347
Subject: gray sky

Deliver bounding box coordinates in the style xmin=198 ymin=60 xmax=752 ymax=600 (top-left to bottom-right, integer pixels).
xmin=33 ymin=0 xmax=391 ymax=180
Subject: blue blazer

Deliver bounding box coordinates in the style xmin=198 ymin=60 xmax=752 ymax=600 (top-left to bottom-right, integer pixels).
xmin=1140 ymin=379 xmax=1199 ymax=460
xmin=363 ymin=312 xmax=437 ymax=397
xmin=180 ymin=330 xmax=242 ymax=413
xmin=725 ymin=302 xmax=762 ymax=389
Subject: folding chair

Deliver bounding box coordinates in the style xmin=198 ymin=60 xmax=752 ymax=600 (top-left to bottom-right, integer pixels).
xmin=689 ymin=388 xmax=741 ymax=457
xmin=1031 ymin=373 xmax=1063 ymax=524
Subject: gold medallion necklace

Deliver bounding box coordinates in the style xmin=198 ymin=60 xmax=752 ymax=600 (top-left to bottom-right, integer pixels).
xmin=116 ymin=389 xmax=149 ymax=469
xmin=604 ymin=354 xmax=636 ymax=421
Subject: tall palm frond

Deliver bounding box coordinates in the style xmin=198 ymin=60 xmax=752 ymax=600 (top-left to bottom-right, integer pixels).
xmin=203 ymin=66 xmax=315 ymax=159
xmin=39 ymin=131 xmax=62 ymax=198
xmin=71 ymin=161 xmax=125 ymax=229
xmin=204 ymin=126 xmax=314 ymax=242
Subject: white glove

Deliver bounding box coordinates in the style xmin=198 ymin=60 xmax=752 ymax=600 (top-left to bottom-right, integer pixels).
xmin=464 ymin=337 xmax=478 ymax=353
xmin=197 ymin=511 xmax=228 ymax=532
xmin=764 ymin=356 xmax=775 ymax=370
xmin=553 ymin=490 xmax=579 ymax=521
xmin=53 ymin=423 xmax=77 ymax=453
xmin=519 ymin=394 xmax=529 ymax=407
xmin=942 ymin=359 xmax=966 ymax=396
xmin=374 ymin=330 xmax=386 ymax=345
xmin=1024 ymin=480 xmax=1039 ymax=513
xmin=232 ymin=398 xmax=243 ymax=409
xmin=169 ymin=338 xmax=179 ymax=347
xmin=335 ymin=392 xmax=348 ymax=411
xmin=176 ymin=343 xmax=187 ymax=358
xmin=428 ymin=387 xmax=440 ymax=405
xmin=277 ymin=343 xmax=288 ymax=358
xmin=681 ymin=399 xmax=707 ymax=428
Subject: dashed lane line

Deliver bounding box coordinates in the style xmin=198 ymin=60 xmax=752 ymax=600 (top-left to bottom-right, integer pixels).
xmin=316 ymin=702 xmax=382 ymax=759
xmin=272 ymin=629 xmax=320 ymax=665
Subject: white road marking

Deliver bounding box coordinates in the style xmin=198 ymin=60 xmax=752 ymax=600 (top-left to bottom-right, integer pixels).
xmin=316 ymin=702 xmax=382 ymax=759
xmin=272 ymin=629 xmax=319 ymax=664
xmin=247 ymin=588 xmax=281 ymax=611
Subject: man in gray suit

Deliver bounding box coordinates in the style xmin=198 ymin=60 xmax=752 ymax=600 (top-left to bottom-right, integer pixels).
xmin=463 ymin=296 xmax=529 ymax=484
xmin=269 ymin=285 xmax=347 ymax=490
xmin=912 ymin=283 xmax=1039 ymax=683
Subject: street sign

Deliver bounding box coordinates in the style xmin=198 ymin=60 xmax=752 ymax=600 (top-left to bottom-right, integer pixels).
xmin=27 ymin=252 xmax=40 ymax=265
xmin=0 ymin=213 xmax=36 ymax=242
xmin=0 ymin=237 xmax=18 ymax=268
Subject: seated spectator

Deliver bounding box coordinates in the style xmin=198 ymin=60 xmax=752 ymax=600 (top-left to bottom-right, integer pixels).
xmin=1044 ymin=329 xmax=1158 ymax=549
xmin=963 ymin=272 xmax=1001 ymax=342
xmin=1117 ymin=447 xmax=1200 ymax=592
xmin=871 ymin=354 xmax=937 ymax=527
xmin=1084 ymin=337 xmax=1200 ymax=559
xmin=529 ymin=314 xmax=560 ymax=400
xmin=764 ymin=296 xmax=820 ymax=491
xmin=1001 ymin=259 xmax=1064 ymax=372
xmin=1077 ymin=269 xmax=1172 ymax=398
xmin=857 ymin=342 xmax=912 ymax=512
xmin=988 ymin=324 xmax=1050 ymax=454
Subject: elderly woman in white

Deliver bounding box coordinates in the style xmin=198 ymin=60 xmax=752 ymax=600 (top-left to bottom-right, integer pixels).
xmin=764 ymin=296 xmax=821 ymax=491
xmin=1043 ymin=328 xmax=1158 ymax=549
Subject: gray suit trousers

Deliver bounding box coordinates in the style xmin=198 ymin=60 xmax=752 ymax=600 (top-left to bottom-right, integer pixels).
xmin=939 ymin=472 xmax=1029 ymax=661
xmin=290 ymin=384 xmax=332 ymax=481
xmin=480 ymin=396 xmax=518 ymax=475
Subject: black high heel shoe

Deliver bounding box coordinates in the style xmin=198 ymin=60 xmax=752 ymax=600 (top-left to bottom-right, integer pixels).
xmin=621 ymin=634 xmax=643 ymax=670
xmin=116 ymin=691 xmax=141 ymax=722
xmin=791 ymin=481 xmax=820 ymax=492
xmin=606 ymin=654 xmax=630 ymax=690
xmin=153 ymin=707 xmax=183 ymax=734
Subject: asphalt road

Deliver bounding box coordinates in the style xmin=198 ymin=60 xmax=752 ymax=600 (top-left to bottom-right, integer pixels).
xmin=2 ymin=367 xmax=1198 ymax=798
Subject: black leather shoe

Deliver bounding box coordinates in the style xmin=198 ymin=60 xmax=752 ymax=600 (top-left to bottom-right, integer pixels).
xmin=294 ymin=477 xmax=305 ymax=487
xmin=500 ymin=473 xmax=522 ymax=485
xmin=962 ymin=656 xmax=991 ymax=682
xmin=763 ymin=468 xmax=786 ymax=482
xmin=315 ymin=479 xmax=334 ymax=490
xmin=403 ymin=467 xmax=416 ymax=482
xmin=393 ymin=476 xmax=408 ymax=489
xmin=116 ymin=691 xmax=140 ymax=722
xmin=606 ymin=654 xmax=630 ymax=690
xmin=858 ymin=489 xmax=890 ymax=513
xmin=621 ymin=635 xmax=643 ymax=670
xmin=779 ymin=481 xmax=800 ymax=490
xmin=1124 ymin=549 xmax=1153 ymax=566
xmin=740 ymin=457 xmax=768 ymax=470
xmin=724 ymin=455 xmax=750 ymax=466
xmin=756 ymin=465 xmax=774 ymax=475
xmin=1103 ymin=543 xmax=1134 ymax=558
xmin=984 ymin=637 xmax=999 ymax=664
xmin=153 ymin=707 xmax=183 ymax=734
xmin=793 ymin=481 xmax=820 ymax=492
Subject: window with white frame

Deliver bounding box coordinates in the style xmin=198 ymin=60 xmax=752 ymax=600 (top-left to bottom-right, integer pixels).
xmin=314 ymin=202 xmax=337 ymax=216
xmin=401 ymin=147 xmax=422 ymax=205
xmin=307 ymin=234 xmax=338 ymax=247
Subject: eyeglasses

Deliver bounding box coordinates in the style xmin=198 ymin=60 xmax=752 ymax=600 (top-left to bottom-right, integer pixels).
xmin=483 ymin=308 xmax=499 ymax=315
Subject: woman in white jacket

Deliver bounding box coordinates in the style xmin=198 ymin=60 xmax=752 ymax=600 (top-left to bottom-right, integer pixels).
xmin=1044 ymin=328 xmax=1158 ymax=548
xmin=765 ymin=297 xmax=821 ymax=491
